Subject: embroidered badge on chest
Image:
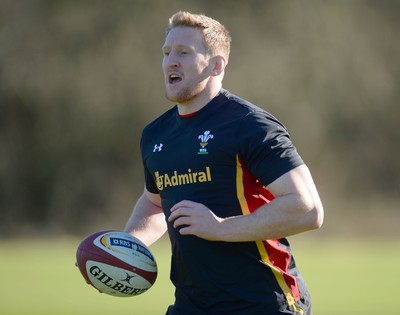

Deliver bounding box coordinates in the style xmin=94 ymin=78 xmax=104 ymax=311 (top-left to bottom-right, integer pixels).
xmin=198 ymin=130 xmax=214 ymax=155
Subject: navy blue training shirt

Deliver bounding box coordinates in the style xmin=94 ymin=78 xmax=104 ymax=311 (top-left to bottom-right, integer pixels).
xmin=140 ymin=89 xmax=311 ymax=314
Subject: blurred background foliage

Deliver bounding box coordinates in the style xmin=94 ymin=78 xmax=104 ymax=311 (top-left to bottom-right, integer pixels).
xmin=1 ymin=0 xmax=399 ymax=237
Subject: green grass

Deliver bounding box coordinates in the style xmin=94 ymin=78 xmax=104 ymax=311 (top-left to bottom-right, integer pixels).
xmin=293 ymin=237 xmax=399 ymax=315
xmin=0 ymin=236 xmax=398 ymax=314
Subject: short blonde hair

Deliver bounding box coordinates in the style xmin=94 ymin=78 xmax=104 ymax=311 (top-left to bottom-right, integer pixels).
xmin=167 ymin=11 xmax=231 ymax=62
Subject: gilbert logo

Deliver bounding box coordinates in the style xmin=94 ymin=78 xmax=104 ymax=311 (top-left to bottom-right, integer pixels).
xmin=155 ymin=166 xmax=212 ymax=191
xmin=198 ymin=130 xmax=213 ymax=154
xmin=89 ymin=265 xmax=147 ymax=296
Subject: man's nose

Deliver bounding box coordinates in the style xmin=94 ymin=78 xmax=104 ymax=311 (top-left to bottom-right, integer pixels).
xmin=165 ymin=53 xmax=179 ymax=68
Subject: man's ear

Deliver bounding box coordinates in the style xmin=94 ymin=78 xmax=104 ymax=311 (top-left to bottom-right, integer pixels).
xmin=210 ymin=55 xmax=227 ymax=76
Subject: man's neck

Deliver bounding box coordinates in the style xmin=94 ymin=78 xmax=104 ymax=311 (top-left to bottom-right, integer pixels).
xmin=177 ymin=84 xmax=222 ymax=115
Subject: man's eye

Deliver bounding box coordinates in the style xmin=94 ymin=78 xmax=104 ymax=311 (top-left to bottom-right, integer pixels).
xmin=163 ymin=51 xmax=170 ymax=56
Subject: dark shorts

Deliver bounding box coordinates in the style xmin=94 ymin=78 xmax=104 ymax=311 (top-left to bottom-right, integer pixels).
xmin=165 ymin=304 xmax=312 ymax=315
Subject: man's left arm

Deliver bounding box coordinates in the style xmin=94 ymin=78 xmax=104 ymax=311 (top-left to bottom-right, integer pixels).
xmin=169 ymin=164 xmax=324 ymax=241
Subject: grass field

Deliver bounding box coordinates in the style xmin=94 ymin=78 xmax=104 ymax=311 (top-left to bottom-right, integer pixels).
xmin=0 ymin=236 xmax=398 ymax=314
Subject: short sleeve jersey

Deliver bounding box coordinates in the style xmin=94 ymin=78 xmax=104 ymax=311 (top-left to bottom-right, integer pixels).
xmin=140 ymin=89 xmax=310 ymax=314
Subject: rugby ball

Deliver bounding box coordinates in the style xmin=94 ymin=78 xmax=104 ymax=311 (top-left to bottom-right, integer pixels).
xmin=76 ymin=230 xmax=157 ymax=297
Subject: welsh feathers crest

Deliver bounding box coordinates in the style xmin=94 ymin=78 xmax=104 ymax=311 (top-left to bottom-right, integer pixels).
xmin=198 ymin=130 xmax=214 ymax=154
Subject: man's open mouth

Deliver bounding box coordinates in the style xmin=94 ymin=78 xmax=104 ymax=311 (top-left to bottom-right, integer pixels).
xmin=168 ymin=73 xmax=182 ymax=84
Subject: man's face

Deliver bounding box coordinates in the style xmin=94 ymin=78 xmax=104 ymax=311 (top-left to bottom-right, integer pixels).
xmin=162 ymin=27 xmax=212 ymax=105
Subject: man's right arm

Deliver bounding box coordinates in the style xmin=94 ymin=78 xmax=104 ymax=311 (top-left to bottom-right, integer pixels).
xmin=124 ymin=188 xmax=167 ymax=246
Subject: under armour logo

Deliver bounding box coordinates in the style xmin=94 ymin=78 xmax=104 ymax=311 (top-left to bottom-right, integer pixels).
xmin=153 ymin=143 xmax=163 ymax=152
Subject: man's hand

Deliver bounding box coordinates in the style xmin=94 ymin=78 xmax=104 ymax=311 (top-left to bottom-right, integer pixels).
xmin=168 ymin=165 xmax=324 ymax=243
xmin=168 ymin=200 xmax=225 ymax=241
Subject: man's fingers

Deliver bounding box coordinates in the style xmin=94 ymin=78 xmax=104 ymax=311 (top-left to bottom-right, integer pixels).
xmin=170 ymin=200 xmax=199 ymax=212
xmin=172 ymin=215 xmax=192 ymax=228
xmin=178 ymin=226 xmax=192 ymax=235
xmin=168 ymin=205 xmax=192 ymax=222
xmin=169 ymin=200 xmax=200 ymax=222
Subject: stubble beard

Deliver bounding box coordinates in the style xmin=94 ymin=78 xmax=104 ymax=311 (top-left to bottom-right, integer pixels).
xmin=165 ymin=67 xmax=209 ymax=105
xmin=165 ymin=85 xmax=202 ymax=105
xmin=165 ymin=73 xmax=209 ymax=105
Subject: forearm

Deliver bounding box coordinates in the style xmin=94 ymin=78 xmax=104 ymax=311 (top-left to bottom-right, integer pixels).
xmin=169 ymin=165 xmax=324 ymax=242
xmin=124 ymin=193 xmax=167 ymax=246
xmin=217 ymin=193 xmax=322 ymax=242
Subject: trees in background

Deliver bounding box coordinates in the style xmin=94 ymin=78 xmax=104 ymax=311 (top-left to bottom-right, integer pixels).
xmin=1 ymin=0 xmax=399 ymax=236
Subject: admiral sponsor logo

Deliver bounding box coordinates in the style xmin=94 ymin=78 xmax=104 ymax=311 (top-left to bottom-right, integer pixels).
xmin=155 ymin=166 xmax=212 ymax=191
xmin=89 ymin=265 xmax=147 ymax=296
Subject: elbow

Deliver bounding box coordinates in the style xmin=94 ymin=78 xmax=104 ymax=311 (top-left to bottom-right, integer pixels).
xmin=299 ymin=189 xmax=324 ymax=231
xmin=309 ymin=202 xmax=324 ymax=230
xmin=298 ymin=193 xmax=324 ymax=232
